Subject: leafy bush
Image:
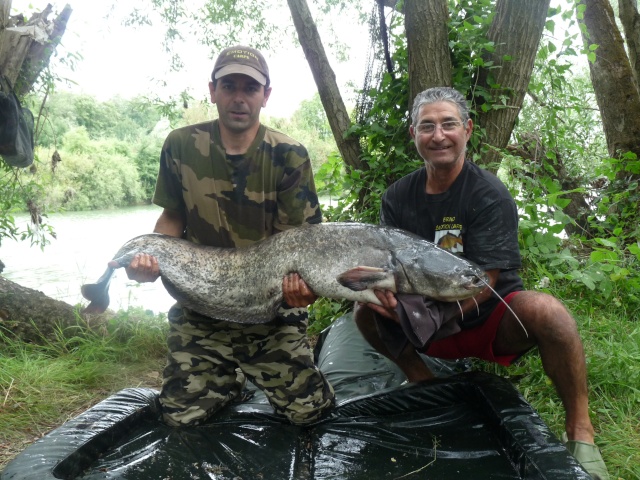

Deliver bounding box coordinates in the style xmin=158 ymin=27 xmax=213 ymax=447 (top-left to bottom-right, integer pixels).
xmin=266 ymin=93 xmax=337 ymax=174
xmin=31 ymin=129 xmax=146 ymax=211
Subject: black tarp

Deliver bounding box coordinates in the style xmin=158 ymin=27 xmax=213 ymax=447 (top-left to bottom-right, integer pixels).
xmin=1 ymin=315 xmax=591 ymax=479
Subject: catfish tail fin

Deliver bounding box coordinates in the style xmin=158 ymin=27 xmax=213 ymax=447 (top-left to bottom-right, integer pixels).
xmin=81 ymin=266 xmax=116 ymax=314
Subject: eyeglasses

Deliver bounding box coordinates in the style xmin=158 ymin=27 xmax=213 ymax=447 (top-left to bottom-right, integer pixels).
xmin=415 ymin=121 xmax=463 ymax=135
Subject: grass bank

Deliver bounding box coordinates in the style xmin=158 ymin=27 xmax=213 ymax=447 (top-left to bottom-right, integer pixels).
xmin=0 ymin=304 xmax=638 ymax=478
xmin=0 ymin=309 xmax=168 ymax=469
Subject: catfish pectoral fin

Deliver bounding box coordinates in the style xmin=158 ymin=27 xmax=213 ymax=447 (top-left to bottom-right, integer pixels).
xmin=80 ymin=266 xmax=115 ymax=314
xmin=336 ymin=266 xmax=396 ymax=292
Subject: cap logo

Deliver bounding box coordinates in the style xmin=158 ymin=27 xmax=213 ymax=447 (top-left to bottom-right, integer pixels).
xmin=226 ymin=49 xmax=259 ymax=61
xmin=212 ymin=45 xmax=270 ymax=86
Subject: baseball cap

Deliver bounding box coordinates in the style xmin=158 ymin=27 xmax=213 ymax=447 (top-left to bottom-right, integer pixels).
xmin=212 ymin=46 xmax=270 ymax=86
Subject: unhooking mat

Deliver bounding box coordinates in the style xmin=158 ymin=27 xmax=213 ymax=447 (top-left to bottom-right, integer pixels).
xmin=1 ymin=314 xmax=591 ymax=479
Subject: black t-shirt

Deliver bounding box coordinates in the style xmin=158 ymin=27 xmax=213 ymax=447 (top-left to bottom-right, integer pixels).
xmin=380 ymin=161 xmax=524 ymax=328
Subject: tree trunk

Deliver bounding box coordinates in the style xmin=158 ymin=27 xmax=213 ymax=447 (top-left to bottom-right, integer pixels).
xmin=15 ymin=4 xmax=72 ymax=97
xmin=404 ymin=0 xmax=451 ymax=107
xmin=577 ymin=0 xmax=640 ymax=165
xmin=286 ymin=0 xmax=363 ymax=171
xmin=0 ymin=276 xmax=105 ymax=345
xmin=473 ymin=0 xmax=551 ymax=171
xmin=617 ymin=0 xmax=640 ymax=95
xmin=0 ymin=2 xmax=72 ymax=95
xmin=0 ymin=0 xmax=10 ymax=29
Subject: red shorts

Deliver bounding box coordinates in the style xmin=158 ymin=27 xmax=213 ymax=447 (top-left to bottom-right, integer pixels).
xmin=424 ymin=291 xmax=522 ymax=366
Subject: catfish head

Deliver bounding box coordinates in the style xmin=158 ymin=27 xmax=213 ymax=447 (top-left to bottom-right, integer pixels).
xmin=393 ymin=241 xmax=487 ymax=302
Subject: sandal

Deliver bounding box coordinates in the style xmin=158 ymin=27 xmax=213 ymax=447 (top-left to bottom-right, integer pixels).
xmin=562 ymin=432 xmax=611 ymax=480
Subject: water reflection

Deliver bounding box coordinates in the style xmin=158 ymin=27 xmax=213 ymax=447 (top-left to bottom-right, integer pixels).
xmin=0 ymin=205 xmax=175 ymax=314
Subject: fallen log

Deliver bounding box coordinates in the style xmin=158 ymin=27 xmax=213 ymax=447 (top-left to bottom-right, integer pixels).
xmin=0 ymin=275 xmax=104 ymax=344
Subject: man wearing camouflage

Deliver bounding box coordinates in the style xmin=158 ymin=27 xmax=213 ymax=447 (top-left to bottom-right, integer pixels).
xmin=125 ymin=45 xmax=335 ymax=427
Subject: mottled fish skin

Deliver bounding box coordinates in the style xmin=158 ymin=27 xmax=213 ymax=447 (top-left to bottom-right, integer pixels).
xmin=81 ymin=222 xmax=488 ymax=323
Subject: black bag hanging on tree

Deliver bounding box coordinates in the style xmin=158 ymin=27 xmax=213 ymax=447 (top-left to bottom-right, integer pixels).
xmin=0 ymin=74 xmax=35 ymax=168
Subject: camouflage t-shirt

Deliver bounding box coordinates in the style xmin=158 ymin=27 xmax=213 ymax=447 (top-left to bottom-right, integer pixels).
xmin=153 ymin=120 xmax=322 ymax=248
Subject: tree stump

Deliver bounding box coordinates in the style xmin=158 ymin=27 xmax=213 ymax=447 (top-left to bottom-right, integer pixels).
xmin=0 ymin=0 xmax=73 ymax=95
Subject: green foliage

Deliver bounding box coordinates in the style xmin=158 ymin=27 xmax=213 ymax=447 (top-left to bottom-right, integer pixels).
xmin=199 ymin=0 xmax=283 ymax=52
xmin=29 ymin=132 xmax=146 ymax=211
xmin=502 ymin=152 xmax=640 ymax=315
xmin=128 ymin=0 xmax=367 ymax=73
xmin=0 ymin=154 xmax=55 ymax=248
xmin=2 ymin=91 xmax=172 ymax=224
xmin=314 ymin=152 xmax=348 ymax=206
xmin=308 ymin=298 xmax=351 ymax=336
xmin=448 ymin=0 xmax=504 ymax=161
xmin=510 ymin=157 xmax=640 ymax=316
xmin=501 ymin=6 xmax=640 ymax=316
xmin=133 ymin=137 xmax=166 ymax=199
xmin=265 ymin=93 xmax=337 ymax=174
xmin=30 ymin=92 xmax=165 ymax=147
xmin=449 ymin=0 xmax=497 ymax=90
xmin=593 ymin=153 xmax=640 ymax=242
xmin=517 ymin=13 xmax=605 ymax=177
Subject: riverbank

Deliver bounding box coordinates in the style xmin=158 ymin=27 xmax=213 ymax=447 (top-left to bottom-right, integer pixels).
xmin=1 ymin=205 xmax=174 ymax=313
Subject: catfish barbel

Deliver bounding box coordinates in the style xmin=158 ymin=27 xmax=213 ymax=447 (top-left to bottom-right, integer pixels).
xmin=81 ymin=222 xmax=488 ymax=323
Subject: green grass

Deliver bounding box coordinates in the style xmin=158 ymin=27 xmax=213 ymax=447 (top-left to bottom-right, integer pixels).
xmin=0 ymin=308 xmax=168 ymax=469
xmin=1 ymin=303 xmax=638 ymax=479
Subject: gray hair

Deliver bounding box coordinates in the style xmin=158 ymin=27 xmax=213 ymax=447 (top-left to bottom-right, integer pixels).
xmin=411 ymin=87 xmax=470 ymax=126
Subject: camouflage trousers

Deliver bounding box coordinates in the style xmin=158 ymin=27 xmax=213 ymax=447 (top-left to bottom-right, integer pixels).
xmin=159 ymin=305 xmax=335 ymax=427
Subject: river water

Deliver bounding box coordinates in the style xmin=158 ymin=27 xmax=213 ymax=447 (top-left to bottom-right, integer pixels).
xmin=0 ymin=205 xmax=176 ymax=314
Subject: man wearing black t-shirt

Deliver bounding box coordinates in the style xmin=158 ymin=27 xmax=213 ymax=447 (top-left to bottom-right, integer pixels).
xmin=353 ymin=87 xmax=609 ymax=480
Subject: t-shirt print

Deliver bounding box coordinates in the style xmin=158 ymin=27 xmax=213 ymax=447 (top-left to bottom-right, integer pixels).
xmin=434 ymin=216 xmax=463 ymax=254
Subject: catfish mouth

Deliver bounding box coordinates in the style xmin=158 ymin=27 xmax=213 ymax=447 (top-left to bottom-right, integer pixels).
xmin=434 ymin=271 xmax=488 ymax=302
xmin=462 ymin=271 xmax=489 ymax=290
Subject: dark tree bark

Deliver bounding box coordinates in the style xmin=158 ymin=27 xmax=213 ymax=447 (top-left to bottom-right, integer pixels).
xmin=473 ymin=0 xmax=551 ymax=171
xmin=577 ymin=0 xmax=640 ymax=165
xmin=618 ymin=0 xmax=640 ymax=93
xmin=286 ymin=0 xmax=363 ymax=171
xmin=0 ymin=1 xmax=72 ymax=95
xmin=0 ymin=0 xmax=9 ymax=30
xmin=404 ymin=0 xmax=452 ymax=106
xmin=381 ymin=0 xmax=402 ymax=9
xmin=15 ymin=4 xmax=72 ymax=97
xmin=0 ymin=276 xmax=105 ymax=345
xmin=377 ymin=0 xmax=394 ymax=76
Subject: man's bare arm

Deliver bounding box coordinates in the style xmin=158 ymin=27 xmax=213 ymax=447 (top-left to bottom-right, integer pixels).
xmin=126 ymin=209 xmax=186 ymax=282
xmin=153 ymin=208 xmax=186 ymax=237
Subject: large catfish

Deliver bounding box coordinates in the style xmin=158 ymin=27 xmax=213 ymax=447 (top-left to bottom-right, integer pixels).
xmin=81 ymin=222 xmax=488 ymax=323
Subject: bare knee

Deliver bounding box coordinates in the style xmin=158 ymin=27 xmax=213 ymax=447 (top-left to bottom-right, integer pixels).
xmin=495 ymin=291 xmax=580 ymax=354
